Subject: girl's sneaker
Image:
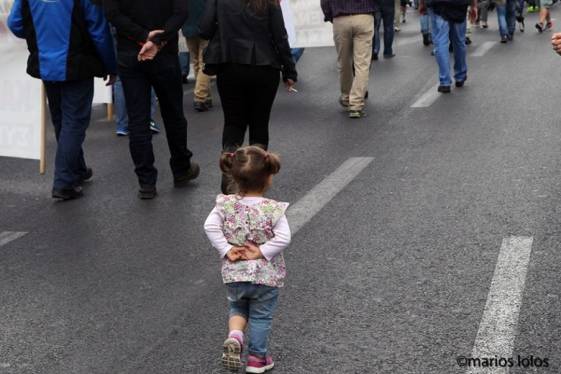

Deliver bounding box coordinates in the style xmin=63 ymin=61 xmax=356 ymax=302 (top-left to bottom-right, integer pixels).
xmin=222 ymin=337 xmax=242 ymax=372
xmin=245 ymin=355 xmax=274 ymax=373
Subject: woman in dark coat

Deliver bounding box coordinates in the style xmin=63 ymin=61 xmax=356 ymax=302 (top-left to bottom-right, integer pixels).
xmin=200 ymin=0 xmax=297 ymax=193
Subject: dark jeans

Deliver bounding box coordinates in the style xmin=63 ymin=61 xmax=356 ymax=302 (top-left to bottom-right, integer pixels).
xmin=217 ymin=64 xmax=280 ymax=151
xmin=506 ymin=0 xmax=517 ymax=36
xmin=374 ymin=2 xmax=395 ymax=56
xmin=179 ymin=51 xmax=190 ymax=76
xmin=44 ymin=79 xmax=93 ymax=190
xmin=118 ymin=52 xmax=193 ymax=186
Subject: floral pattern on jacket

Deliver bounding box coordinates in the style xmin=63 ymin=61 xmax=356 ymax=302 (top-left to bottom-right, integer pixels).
xmin=216 ymin=194 xmax=289 ymax=288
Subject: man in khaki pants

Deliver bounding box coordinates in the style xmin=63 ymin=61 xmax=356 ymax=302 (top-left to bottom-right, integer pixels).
xmin=321 ymin=0 xmax=376 ymax=118
xmin=182 ymin=0 xmax=213 ymax=112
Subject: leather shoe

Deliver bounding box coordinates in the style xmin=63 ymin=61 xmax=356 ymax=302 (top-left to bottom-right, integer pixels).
xmin=174 ymin=162 xmax=200 ymax=187
xmin=52 ymin=186 xmax=83 ymax=200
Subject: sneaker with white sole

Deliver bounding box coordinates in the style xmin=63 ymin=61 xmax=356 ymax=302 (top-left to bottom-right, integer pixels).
xmin=149 ymin=120 xmax=161 ymax=133
xmin=245 ymin=355 xmax=274 ymax=374
xmin=116 ymin=128 xmax=129 ymax=136
xmin=222 ymin=337 xmax=242 ymax=372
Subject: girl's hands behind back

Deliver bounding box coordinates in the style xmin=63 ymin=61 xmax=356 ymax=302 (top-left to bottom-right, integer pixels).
xmin=242 ymin=242 xmax=264 ymax=260
xmin=226 ymin=246 xmax=246 ymax=262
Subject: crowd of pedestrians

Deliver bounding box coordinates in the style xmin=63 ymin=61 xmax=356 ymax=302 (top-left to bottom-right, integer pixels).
xmin=321 ymin=0 xmax=557 ymax=116
xmin=5 ymin=0 xmax=561 ymax=372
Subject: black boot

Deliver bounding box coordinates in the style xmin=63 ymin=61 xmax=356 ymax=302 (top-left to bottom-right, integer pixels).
xmin=52 ymin=186 xmax=83 ymax=201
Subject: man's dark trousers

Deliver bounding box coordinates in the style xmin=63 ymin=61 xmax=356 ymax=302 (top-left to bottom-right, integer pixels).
xmin=374 ymin=0 xmax=396 ymax=57
xmin=44 ymin=79 xmax=94 ymax=190
xmin=118 ymin=52 xmax=193 ymax=186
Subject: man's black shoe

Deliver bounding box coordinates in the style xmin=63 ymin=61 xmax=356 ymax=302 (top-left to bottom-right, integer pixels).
xmin=500 ymin=36 xmax=508 ymax=43
xmin=174 ymin=162 xmax=200 ymax=187
xmin=138 ymin=185 xmax=157 ymax=200
xmin=52 ymin=186 xmax=83 ymax=201
xmin=372 ymin=53 xmax=379 ymax=61
xmin=79 ymin=168 xmax=93 ymax=185
xmin=422 ymin=33 xmax=431 ymax=46
xmin=194 ymin=101 xmax=210 ymax=112
xmin=182 ymin=75 xmax=189 ymax=85
xmin=438 ymin=85 xmax=451 ymax=93
xmin=465 ymin=36 xmax=472 ymax=45
xmin=455 ymin=80 xmax=465 ymax=88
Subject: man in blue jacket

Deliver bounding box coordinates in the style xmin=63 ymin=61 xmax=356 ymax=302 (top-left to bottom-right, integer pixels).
xmin=8 ymin=0 xmax=117 ymax=200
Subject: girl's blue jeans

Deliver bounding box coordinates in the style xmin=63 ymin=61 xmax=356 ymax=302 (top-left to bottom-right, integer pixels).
xmin=227 ymin=283 xmax=279 ymax=357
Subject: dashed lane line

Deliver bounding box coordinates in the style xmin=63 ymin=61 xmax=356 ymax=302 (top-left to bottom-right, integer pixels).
xmin=411 ymin=83 xmax=441 ymax=108
xmin=0 ymin=231 xmax=28 ymax=247
xmin=471 ymin=41 xmax=497 ymax=57
xmin=467 ymin=236 xmax=534 ymax=374
xmin=287 ymin=157 xmax=374 ymax=233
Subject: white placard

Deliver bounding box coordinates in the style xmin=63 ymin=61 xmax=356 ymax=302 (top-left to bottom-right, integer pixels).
xmin=93 ymin=78 xmax=113 ymax=104
xmin=281 ymin=0 xmax=297 ymax=46
xmin=286 ymin=0 xmax=334 ymax=48
xmin=0 ymin=1 xmax=43 ymax=160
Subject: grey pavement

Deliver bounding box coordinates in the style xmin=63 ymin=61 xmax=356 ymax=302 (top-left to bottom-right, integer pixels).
xmin=1 ymin=7 xmax=561 ymax=374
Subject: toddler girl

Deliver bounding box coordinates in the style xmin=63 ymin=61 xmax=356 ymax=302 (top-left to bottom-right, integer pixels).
xmin=204 ymin=146 xmax=291 ymax=373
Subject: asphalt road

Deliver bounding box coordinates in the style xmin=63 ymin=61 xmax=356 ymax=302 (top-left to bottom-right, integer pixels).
xmin=1 ymin=7 xmax=561 ymax=374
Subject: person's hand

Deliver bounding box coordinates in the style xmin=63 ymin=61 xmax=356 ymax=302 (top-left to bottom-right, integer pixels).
xmin=242 ymin=242 xmax=264 ymax=260
xmin=138 ymin=41 xmax=160 ymax=61
xmin=284 ymin=79 xmax=296 ymax=93
xmin=552 ymin=33 xmax=561 ymax=55
xmin=147 ymin=30 xmax=164 ymax=41
xmin=104 ymin=74 xmax=117 ymax=86
xmin=226 ymin=246 xmax=246 ymax=262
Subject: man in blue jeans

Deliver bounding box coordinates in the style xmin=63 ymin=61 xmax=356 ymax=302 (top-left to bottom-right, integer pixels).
xmin=8 ymin=0 xmax=117 ymax=200
xmin=420 ymin=0 xmax=477 ymax=93
xmin=496 ymin=0 xmax=517 ymax=43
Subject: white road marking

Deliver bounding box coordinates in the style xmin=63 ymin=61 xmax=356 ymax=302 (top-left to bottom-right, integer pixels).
xmin=396 ymin=35 xmax=420 ymax=47
xmin=467 ymin=236 xmax=534 ymax=374
xmin=411 ymin=84 xmax=441 ymax=108
xmin=0 ymin=231 xmax=28 ymax=247
xmin=287 ymin=157 xmax=374 ymax=233
xmin=471 ymin=41 xmax=497 ymax=57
